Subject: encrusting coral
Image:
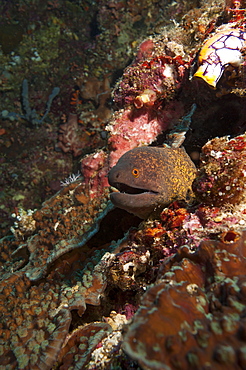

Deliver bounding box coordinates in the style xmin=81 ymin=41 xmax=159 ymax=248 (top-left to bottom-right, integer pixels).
xmin=113 ymin=38 xmax=187 ymax=109
xmin=193 ymin=134 xmax=246 ymax=206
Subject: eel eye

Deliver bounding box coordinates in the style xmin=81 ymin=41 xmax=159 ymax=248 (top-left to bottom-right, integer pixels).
xmin=132 ymin=168 xmax=139 ymax=178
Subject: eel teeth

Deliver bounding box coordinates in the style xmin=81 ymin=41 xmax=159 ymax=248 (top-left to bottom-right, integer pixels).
xmin=110 ymin=186 xmax=120 ymax=193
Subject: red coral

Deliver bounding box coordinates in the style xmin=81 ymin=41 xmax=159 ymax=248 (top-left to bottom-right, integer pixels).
xmin=160 ymin=206 xmax=189 ymax=229
xmin=113 ymin=52 xmax=187 ymax=108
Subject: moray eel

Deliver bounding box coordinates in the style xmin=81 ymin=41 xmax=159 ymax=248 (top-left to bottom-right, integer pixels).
xmin=108 ymin=146 xmax=197 ymax=219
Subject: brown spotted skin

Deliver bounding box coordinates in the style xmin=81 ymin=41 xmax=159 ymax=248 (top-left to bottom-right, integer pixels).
xmin=108 ymin=146 xmax=197 ymax=218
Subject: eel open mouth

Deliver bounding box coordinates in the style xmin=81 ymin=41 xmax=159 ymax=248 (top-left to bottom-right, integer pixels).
xmin=111 ymin=182 xmax=159 ymax=195
xmin=109 ymin=182 xmax=161 ymax=219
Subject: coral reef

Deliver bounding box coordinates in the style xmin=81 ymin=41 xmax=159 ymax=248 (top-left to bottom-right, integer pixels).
xmin=0 ymin=0 xmax=246 ymax=369
xmin=123 ymin=229 xmax=246 ymax=370
xmin=2 ymin=0 xmax=173 ymax=231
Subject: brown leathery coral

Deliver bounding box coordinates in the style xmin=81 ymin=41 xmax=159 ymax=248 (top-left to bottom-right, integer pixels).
xmin=57 ymin=322 xmax=112 ymax=370
xmin=123 ymin=230 xmax=246 ymax=370
xmin=0 ymin=239 xmax=110 ymax=369
xmin=24 ymin=180 xmax=112 ymax=281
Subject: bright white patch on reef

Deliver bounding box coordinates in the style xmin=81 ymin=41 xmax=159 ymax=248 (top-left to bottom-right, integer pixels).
xmin=60 ymin=171 xmax=82 ymax=186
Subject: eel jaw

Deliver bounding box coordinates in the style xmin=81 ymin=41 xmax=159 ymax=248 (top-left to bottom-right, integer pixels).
xmin=109 ymin=182 xmax=161 ymax=219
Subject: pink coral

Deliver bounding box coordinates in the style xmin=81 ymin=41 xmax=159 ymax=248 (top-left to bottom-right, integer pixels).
xmin=135 ymin=39 xmax=155 ymax=63
xmin=81 ymin=149 xmax=109 ymax=196
xmin=107 ymin=101 xmax=184 ymax=168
